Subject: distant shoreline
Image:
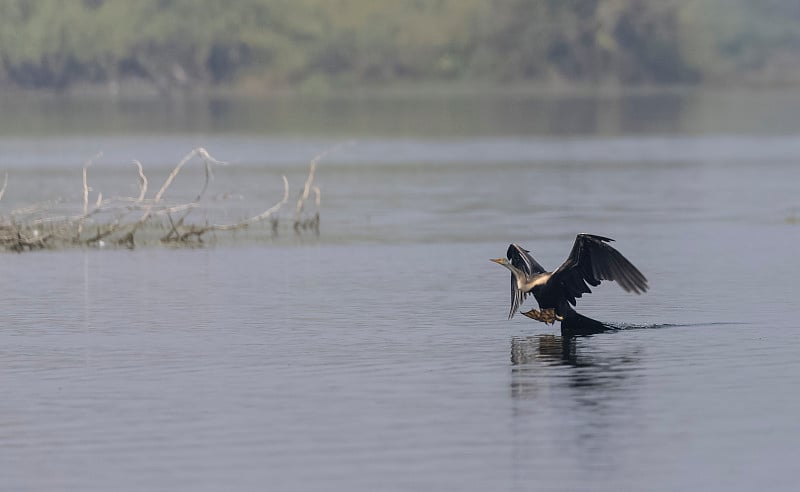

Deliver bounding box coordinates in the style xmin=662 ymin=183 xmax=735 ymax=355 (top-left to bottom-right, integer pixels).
xmin=3 ymin=77 xmax=800 ymax=102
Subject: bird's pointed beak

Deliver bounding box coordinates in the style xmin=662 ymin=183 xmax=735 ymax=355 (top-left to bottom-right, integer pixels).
xmin=490 ymin=258 xmax=505 ymax=264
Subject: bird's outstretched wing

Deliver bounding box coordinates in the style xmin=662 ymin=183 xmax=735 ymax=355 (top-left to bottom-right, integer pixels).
xmin=550 ymin=234 xmax=648 ymax=306
xmin=507 ymin=243 xmax=546 ymax=275
xmin=506 ymin=244 xmax=546 ymax=319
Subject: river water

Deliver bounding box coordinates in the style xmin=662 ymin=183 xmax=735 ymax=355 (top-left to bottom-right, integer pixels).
xmin=1 ymin=90 xmax=799 ymax=491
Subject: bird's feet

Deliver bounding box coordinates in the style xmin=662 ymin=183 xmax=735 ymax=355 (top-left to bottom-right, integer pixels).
xmin=521 ymin=308 xmax=562 ymax=325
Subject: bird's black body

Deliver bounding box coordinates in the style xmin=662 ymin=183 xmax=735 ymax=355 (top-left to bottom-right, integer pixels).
xmin=494 ymin=234 xmax=648 ymax=334
xmin=528 ymin=282 xmax=566 ymax=316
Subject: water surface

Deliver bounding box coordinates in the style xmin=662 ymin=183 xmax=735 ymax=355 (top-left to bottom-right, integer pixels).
xmin=1 ymin=90 xmax=799 ymax=491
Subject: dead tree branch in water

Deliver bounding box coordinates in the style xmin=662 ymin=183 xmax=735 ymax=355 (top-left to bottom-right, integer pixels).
xmin=0 ymin=146 xmax=334 ymax=252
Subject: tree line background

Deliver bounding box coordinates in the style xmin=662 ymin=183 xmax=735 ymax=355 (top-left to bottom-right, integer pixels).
xmin=1 ymin=0 xmax=799 ymax=94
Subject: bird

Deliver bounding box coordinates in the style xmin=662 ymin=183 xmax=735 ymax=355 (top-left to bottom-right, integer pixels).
xmin=491 ymin=234 xmax=648 ymax=332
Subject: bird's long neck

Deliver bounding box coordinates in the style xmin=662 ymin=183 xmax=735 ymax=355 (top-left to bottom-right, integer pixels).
xmin=503 ymin=262 xmax=525 ymax=280
xmin=504 ymin=263 xmax=534 ymax=288
xmin=512 ymin=267 xmax=551 ymax=292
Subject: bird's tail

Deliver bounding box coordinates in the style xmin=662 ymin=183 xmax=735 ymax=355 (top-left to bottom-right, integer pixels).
xmin=560 ymin=309 xmax=610 ymax=336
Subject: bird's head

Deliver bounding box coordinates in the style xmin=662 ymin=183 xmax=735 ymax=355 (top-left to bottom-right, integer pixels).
xmin=490 ymin=257 xmax=509 ymax=267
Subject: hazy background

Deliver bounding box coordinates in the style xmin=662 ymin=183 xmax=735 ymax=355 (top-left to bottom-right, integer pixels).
xmin=1 ymin=0 xmax=800 ymax=95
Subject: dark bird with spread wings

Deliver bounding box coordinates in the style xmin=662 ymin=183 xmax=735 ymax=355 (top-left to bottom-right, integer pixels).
xmin=491 ymin=234 xmax=648 ymax=329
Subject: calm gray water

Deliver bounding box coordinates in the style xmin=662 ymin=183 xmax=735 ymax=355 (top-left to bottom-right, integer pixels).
xmin=1 ymin=90 xmax=800 ymax=491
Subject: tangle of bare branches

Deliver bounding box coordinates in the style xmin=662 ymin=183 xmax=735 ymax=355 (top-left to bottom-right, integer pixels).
xmin=0 ymin=146 xmax=336 ymax=252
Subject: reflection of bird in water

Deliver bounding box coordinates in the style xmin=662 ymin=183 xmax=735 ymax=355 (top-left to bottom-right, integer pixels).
xmin=491 ymin=234 xmax=648 ymax=335
xmin=510 ymin=334 xmax=641 ymax=402
xmin=511 ymin=334 xmax=576 ymax=366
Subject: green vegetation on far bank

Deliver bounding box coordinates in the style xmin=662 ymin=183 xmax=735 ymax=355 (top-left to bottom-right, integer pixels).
xmin=1 ymin=0 xmax=800 ymax=95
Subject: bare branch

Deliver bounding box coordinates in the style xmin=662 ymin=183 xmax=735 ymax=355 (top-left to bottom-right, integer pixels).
xmin=82 ymin=152 xmax=103 ymax=216
xmin=296 ymin=141 xmax=353 ymax=215
xmin=139 ymin=147 xmax=223 ymax=224
xmin=153 ymin=148 xmax=199 ymax=203
xmin=79 ymin=152 xmax=103 ymax=236
xmin=312 ymin=185 xmax=321 ymax=209
xmin=0 ymin=171 xmax=8 ymax=202
xmin=9 ymin=199 xmax=63 ymax=217
xmin=133 ymin=160 xmax=148 ymax=202
xmin=296 ymin=161 xmax=317 ymax=215
xmin=210 ymin=175 xmax=289 ymax=231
